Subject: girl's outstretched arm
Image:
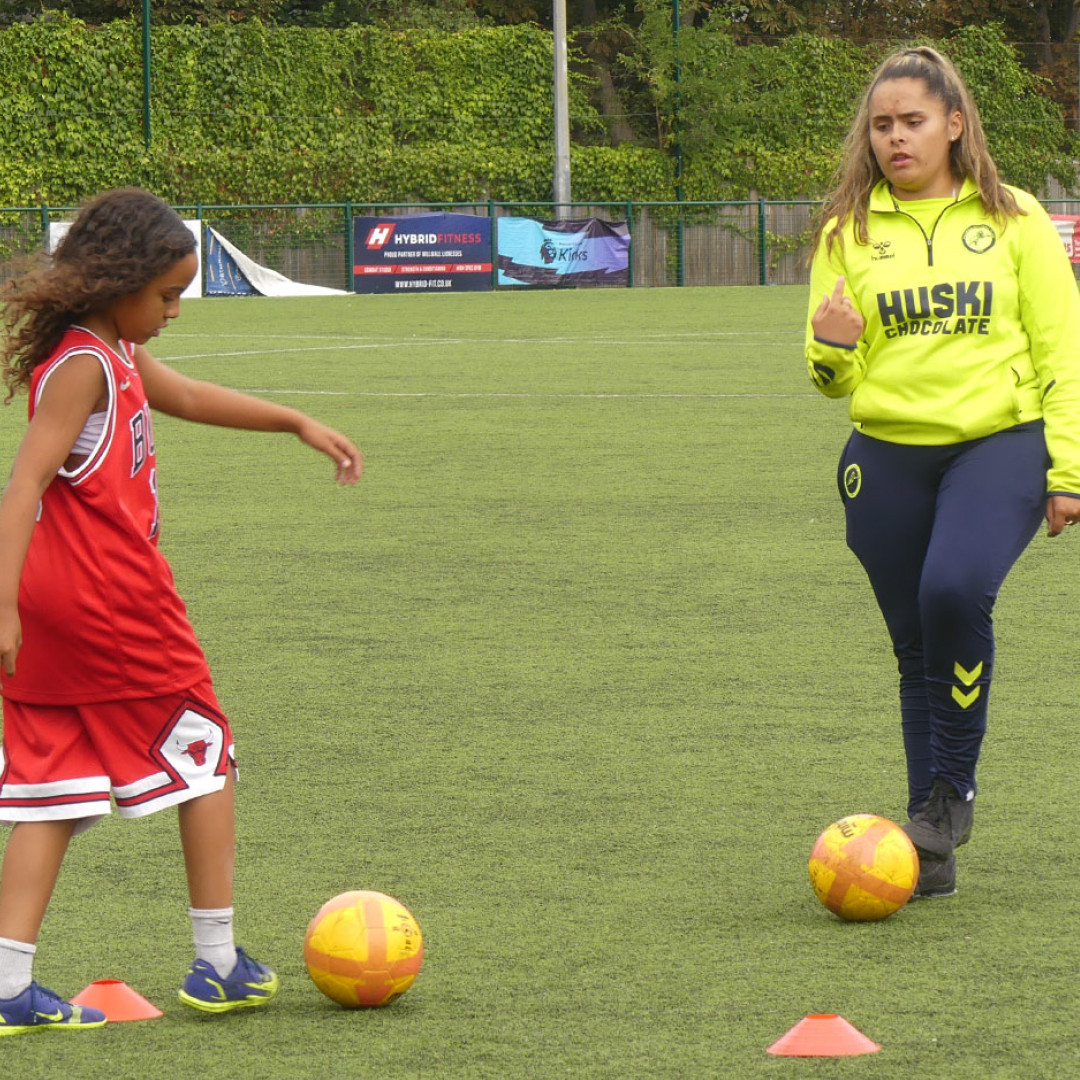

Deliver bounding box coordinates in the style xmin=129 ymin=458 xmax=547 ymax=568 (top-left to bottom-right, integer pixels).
xmin=0 ymin=355 xmax=105 ymax=675
xmin=133 ymin=344 xmax=362 ymax=485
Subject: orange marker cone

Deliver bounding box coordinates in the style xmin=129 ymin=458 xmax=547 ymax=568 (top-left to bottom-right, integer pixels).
xmin=766 ymin=1014 xmax=881 ymax=1056
xmin=71 ymin=980 xmax=163 ymax=1022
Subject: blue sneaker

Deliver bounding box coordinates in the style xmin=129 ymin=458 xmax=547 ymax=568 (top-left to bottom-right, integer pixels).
xmin=178 ymin=947 xmax=278 ymax=1013
xmin=0 ymin=982 xmax=107 ymax=1036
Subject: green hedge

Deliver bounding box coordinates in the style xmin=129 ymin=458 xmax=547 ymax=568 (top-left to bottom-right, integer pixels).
xmin=659 ymin=21 xmax=1078 ymax=200
xmin=0 ymin=16 xmax=1074 ymax=208
xmin=0 ymin=16 xmax=673 ymax=206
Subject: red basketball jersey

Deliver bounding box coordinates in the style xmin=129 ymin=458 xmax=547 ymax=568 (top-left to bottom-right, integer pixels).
xmin=1 ymin=327 xmax=211 ymax=704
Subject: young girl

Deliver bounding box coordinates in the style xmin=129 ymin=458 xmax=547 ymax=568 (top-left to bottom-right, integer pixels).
xmin=0 ymin=188 xmax=361 ymax=1033
xmin=806 ymin=48 xmax=1080 ymax=899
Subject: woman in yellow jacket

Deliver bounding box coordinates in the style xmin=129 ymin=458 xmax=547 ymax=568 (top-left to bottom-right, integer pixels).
xmin=806 ymin=46 xmax=1080 ymax=898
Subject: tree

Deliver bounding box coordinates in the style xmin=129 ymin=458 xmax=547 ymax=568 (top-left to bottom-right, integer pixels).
xmin=0 ymin=0 xmax=642 ymax=28
xmin=695 ymin=0 xmax=1080 ymax=119
xmin=631 ymin=8 xmax=1079 ymax=198
xmin=0 ymin=0 xmax=283 ymax=26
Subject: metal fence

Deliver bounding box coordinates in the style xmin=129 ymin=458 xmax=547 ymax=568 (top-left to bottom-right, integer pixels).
xmin=4 ymin=197 xmax=1080 ymax=291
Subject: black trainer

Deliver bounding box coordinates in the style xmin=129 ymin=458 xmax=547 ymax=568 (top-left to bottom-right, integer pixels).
xmin=911 ymin=853 xmax=956 ymax=899
xmin=903 ymin=776 xmax=974 ymax=860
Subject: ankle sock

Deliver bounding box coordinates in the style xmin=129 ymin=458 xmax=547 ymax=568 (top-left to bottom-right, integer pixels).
xmin=188 ymin=907 xmax=237 ymax=978
xmin=0 ymin=937 xmax=35 ymax=1000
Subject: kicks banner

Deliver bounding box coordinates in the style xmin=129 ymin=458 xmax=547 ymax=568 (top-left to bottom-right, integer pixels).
xmin=497 ymin=217 xmax=630 ymax=288
xmin=353 ymin=213 xmax=493 ymax=293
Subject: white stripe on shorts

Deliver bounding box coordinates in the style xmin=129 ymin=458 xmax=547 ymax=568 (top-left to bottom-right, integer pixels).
xmin=0 ymin=800 xmax=111 ymax=823
xmin=114 ymin=770 xmax=230 ymax=820
xmin=0 ymin=775 xmax=111 ymax=799
xmin=112 ymin=771 xmax=172 ymax=800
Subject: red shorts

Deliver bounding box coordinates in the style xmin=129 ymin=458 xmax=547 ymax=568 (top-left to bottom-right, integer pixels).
xmin=0 ymin=678 xmax=235 ymax=834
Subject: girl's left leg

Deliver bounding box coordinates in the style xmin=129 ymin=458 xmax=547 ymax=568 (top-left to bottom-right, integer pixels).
xmin=178 ymin=775 xmax=238 ymax=978
xmin=178 ymin=772 xmax=235 ymax=911
xmin=917 ymin=421 xmax=1049 ymax=804
xmin=905 ymin=422 xmax=1047 ymax=872
xmin=176 ymin=774 xmax=278 ymax=1011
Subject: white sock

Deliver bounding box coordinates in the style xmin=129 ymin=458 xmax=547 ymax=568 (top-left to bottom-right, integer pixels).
xmin=0 ymin=937 xmax=35 ymax=1000
xmin=188 ymin=907 xmax=237 ymax=978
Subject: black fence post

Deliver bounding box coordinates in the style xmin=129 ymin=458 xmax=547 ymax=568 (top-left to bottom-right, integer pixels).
xmin=757 ymin=198 xmax=767 ymax=286
xmin=345 ymin=201 xmax=354 ymax=293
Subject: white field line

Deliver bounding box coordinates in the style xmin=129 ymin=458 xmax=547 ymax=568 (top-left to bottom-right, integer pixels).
xmin=162 ymin=330 xmax=802 ymax=361
xmin=221 ymin=389 xmax=815 ymax=399
xmin=159 ymin=329 xmax=810 ymax=398
xmin=165 ymin=330 xmax=803 ymax=341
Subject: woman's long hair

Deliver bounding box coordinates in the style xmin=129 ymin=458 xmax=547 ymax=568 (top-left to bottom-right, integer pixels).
xmin=1 ymin=188 xmax=195 ymax=401
xmin=813 ymin=46 xmax=1020 ymax=255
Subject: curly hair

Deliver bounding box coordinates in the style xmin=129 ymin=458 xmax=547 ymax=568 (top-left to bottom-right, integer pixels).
xmin=813 ymin=46 xmax=1021 ymax=256
xmin=1 ymin=188 xmax=196 ymax=402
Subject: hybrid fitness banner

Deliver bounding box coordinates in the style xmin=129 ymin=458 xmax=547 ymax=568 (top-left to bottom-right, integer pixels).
xmin=353 ymin=213 xmax=493 ymax=293
xmin=497 ymin=217 xmax=630 ymax=288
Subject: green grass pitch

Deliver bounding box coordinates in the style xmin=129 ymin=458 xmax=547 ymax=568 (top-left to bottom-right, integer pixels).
xmin=1 ymin=285 xmax=1079 ymax=1077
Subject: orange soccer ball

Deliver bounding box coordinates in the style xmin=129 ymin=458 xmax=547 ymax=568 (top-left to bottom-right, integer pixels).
xmin=304 ymin=890 xmax=424 ymax=1007
xmin=809 ymin=814 xmax=919 ymax=921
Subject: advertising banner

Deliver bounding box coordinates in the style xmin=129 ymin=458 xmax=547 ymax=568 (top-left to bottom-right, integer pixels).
xmin=1051 ymin=214 xmax=1080 ymax=263
xmin=497 ymin=217 xmax=630 ymax=287
xmin=204 ymin=226 xmax=347 ymax=297
xmin=353 ymin=213 xmax=493 ymax=293
xmin=205 ymin=227 xmax=258 ymax=296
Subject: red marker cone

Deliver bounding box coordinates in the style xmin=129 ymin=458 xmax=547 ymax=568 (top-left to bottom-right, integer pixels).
xmin=766 ymin=1014 xmax=881 ymax=1056
xmin=71 ymin=980 xmax=163 ymax=1022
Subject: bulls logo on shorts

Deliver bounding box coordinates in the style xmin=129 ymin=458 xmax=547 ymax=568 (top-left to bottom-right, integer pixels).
xmin=158 ymin=705 xmax=230 ymax=781
xmin=109 ymin=697 xmax=235 ymax=817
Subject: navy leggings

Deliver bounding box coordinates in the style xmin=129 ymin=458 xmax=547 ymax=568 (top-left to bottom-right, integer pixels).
xmin=839 ymin=422 xmax=1048 ymax=815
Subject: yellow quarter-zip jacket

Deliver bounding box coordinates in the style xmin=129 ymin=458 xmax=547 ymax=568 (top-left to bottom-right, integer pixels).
xmin=806 ymin=177 xmax=1080 ymax=495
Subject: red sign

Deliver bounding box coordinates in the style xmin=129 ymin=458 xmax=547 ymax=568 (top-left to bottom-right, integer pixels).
xmin=1051 ymin=214 xmax=1080 ymax=263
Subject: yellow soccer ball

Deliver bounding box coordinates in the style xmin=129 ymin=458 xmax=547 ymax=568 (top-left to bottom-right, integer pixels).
xmin=809 ymin=814 xmax=919 ymax=921
xmin=304 ymin=890 xmax=423 ymax=1007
